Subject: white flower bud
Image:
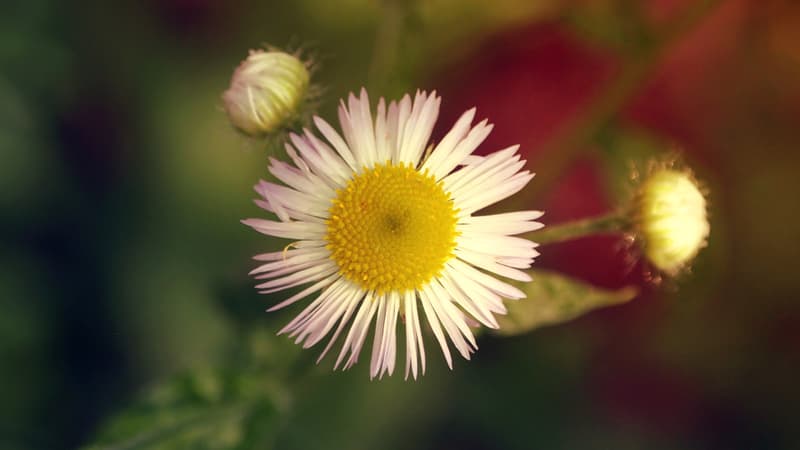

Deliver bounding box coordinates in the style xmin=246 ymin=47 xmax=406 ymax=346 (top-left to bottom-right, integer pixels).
xmin=635 ymin=169 xmax=710 ymax=274
xmin=223 ymin=50 xmax=310 ymax=136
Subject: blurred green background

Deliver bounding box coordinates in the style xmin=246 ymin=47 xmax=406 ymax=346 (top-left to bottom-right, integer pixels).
xmin=2 ymin=0 xmax=800 ymax=449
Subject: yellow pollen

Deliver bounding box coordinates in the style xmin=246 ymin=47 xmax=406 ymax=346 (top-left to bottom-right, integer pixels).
xmin=325 ymin=162 xmax=459 ymax=294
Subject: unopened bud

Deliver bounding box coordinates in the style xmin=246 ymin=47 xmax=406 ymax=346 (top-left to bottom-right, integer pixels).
xmin=223 ymin=49 xmax=310 ymax=136
xmin=634 ymin=169 xmax=710 ymax=274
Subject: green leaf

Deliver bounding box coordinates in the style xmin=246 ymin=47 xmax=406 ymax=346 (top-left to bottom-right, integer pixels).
xmin=82 ymin=369 xmax=286 ymax=450
xmin=495 ymin=270 xmax=638 ymax=336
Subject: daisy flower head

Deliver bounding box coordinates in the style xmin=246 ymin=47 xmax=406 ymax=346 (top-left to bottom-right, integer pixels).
xmin=244 ymin=89 xmax=543 ymax=379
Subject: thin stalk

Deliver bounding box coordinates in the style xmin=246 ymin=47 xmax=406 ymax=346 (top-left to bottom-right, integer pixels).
xmin=368 ymin=0 xmax=405 ymax=93
xmin=525 ymin=211 xmax=629 ymax=245
xmin=525 ymin=0 xmax=723 ymax=200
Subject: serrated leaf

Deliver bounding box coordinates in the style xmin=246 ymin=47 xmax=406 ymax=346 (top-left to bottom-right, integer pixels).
xmin=82 ymin=369 xmax=284 ymax=450
xmin=495 ymin=270 xmax=638 ymax=336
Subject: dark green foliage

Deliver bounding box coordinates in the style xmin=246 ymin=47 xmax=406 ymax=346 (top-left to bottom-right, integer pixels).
xmin=83 ymin=370 xmax=284 ymax=450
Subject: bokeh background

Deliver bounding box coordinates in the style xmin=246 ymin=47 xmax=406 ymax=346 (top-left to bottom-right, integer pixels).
xmin=2 ymin=0 xmax=800 ymax=449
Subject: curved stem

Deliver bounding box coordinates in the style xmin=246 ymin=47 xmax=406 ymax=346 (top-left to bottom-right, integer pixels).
xmin=525 ymin=0 xmax=722 ymax=200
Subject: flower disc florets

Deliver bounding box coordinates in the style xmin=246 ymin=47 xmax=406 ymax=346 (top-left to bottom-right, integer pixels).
xmin=325 ymin=162 xmax=459 ymax=294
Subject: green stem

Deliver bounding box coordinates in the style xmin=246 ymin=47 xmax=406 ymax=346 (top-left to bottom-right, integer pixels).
xmin=524 ymin=0 xmax=722 ymax=200
xmin=525 ymin=211 xmax=629 ymax=245
xmin=368 ymin=0 xmax=405 ymax=93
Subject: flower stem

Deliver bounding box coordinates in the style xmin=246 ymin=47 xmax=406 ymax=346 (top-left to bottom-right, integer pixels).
xmin=368 ymin=0 xmax=405 ymax=93
xmin=525 ymin=212 xmax=630 ymax=245
xmin=524 ymin=0 xmax=722 ymax=200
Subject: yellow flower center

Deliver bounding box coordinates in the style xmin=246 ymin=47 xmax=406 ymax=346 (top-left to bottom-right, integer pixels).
xmin=325 ymin=162 xmax=459 ymax=294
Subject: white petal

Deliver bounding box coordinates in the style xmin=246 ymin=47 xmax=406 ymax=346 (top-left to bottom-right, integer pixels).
xmin=427 ymin=280 xmax=475 ymax=357
xmin=252 ymin=253 xmax=329 ymax=279
xmin=443 ymin=145 xmax=519 ymax=195
xmin=304 ymin=128 xmax=353 ymax=187
xmin=317 ymin=287 xmax=364 ymax=363
xmin=454 ymin=248 xmax=532 ymax=282
xmin=370 ymin=292 xmax=400 ymax=379
xmin=452 ymin=159 xmax=528 ymax=207
xmin=343 ymin=89 xmax=378 ymax=169
xmin=254 ymin=198 xmax=326 ymax=224
xmin=447 ymin=259 xmax=525 ymax=300
xmin=253 ymin=245 xmax=324 ymax=261
xmin=430 ymin=120 xmax=493 ymax=181
xmin=459 ymin=219 xmax=543 ymax=236
xmin=300 ymin=285 xmax=362 ymax=349
xmin=337 ymin=99 xmax=361 ymax=168
xmin=404 ymin=291 xmax=421 ymax=379
xmin=442 ymin=265 xmax=506 ymax=315
xmin=408 ymin=291 xmax=426 ymax=375
xmin=290 ymin=133 xmax=349 ymax=187
xmin=385 ymin=99 xmax=400 ymax=163
xmin=457 ymin=172 xmax=535 ymax=215
xmin=313 ymin=116 xmax=358 ymax=171
xmin=268 ymin=157 xmax=334 ymax=200
xmin=335 ymin=290 xmax=379 ymax=370
xmin=497 ymin=256 xmax=538 ymax=268
xmin=460 ymin=210 xmax=545 ymax=234
xmin=438 ymin=271 xmax=498 ymax=328
xmin=384 ymin=292 xmax=400 ymax=377
xmin=257 ymin=183 xmax=290 ymax=221
xmin=283 ymin=142 xmax=313 ymax=176
xmin=267 ymin=273 xmax=339 ymax=312
xmin=421 ymin=107 xmax=476 ymax=176
xmin=355 ymin=88 xmax=378 ymax=168
xmin=440 ymin=296 xmax=478 ymax=350
xmin=374 ymin=98 xmax=390 ymax=163
xmin=395 ymin=91 xmax=422 ymax=164
xmin=255 ymin=181 xmax=330 ymax=217
xmin=399 ymin=91 xmax=440 ymax=166
xmin=255 ymin=262 xmax=338 ymax=292
xmin=278 ymin=277 xmax=351 ymax=334
xmin=390 ymin=94 xmax=412 ymax=164
xmin=457 ymin=232 xmax=539 ymax=259
xmin=369 ymin=294 xmax=388 ymax=378
xmin=242 ymin=218 xmax=326 ymax=240
xmin=418 ymin=286 xmax=453 ymax=369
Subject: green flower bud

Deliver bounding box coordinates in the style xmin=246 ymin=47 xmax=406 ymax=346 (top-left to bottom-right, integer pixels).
xmin=634 ymin=168 xmax=710 ymax=274
xmin=223 ymin=49 xmax=310 ymax=136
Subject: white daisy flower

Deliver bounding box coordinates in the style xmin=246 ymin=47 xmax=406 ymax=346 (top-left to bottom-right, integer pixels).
xmin=244 ymin=89 xmax=543 ymax=379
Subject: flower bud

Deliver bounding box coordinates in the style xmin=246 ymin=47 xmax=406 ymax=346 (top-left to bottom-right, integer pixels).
xmin=223 ymin=49 xmax=310 ymax=136
xmin=634 ymin=169 xmax=710 ymax=274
